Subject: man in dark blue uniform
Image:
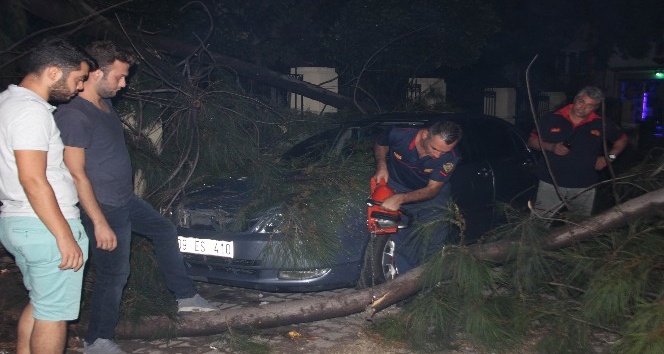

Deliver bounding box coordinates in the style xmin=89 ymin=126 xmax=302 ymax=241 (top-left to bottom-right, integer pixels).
xmin=373 ymin=120 xmax=462 ymax=273
xmin=528 ymin=86 xmax=628 ymax=225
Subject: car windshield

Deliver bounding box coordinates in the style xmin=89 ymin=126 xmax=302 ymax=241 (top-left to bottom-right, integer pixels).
xmin=282 ymin=124 xmax=382 ymax=165
xmin=282 ymin=126 xmax=345 ymax=162
xmin=282 ymin=120 xmax=428 ymax=166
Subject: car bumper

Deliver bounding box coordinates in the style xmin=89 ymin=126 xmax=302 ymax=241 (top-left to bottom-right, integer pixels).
xmin=177 ymin=227 xmax=364 ymax=292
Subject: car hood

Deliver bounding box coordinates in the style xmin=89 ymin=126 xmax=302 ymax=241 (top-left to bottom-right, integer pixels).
xmin=175 ymin=177 xmax=253 ymax=231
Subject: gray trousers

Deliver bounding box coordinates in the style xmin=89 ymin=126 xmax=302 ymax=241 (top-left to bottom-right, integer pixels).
xmin=532 ymin=181 xmax=595 ymax=223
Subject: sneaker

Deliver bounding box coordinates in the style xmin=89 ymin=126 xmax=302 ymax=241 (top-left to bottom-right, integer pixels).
xmin=177 ymin=293 xmax=217 ymax=312
xmin=84 ymin=338 xmax=127 ymax=354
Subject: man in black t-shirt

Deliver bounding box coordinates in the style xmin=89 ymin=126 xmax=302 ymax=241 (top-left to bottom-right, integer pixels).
xmin=528 ymin=86 xmax=628 ymax=224
xmin=55 ymin=41 xmax=216 ymax=354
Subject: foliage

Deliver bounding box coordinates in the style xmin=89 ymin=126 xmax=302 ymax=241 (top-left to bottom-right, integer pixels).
xmin=77 ymin=238 xmax=179 ymax=332
xmin=326 ymin=0 xmax=500 ymax=107
xmin=120 ymin=239 xmax=179 ymax=326
xmin=244 ymin=123 xmax=375 ymax=268
xmin=613 ymin=300 xmax=664 ymax=354
xmin=373 ymin=154 xmax=664 ymax=353
xmin=211 ymin=329 xmax=272 ymax=354
xmin=2 ymin=1 xmax=664 ymax=351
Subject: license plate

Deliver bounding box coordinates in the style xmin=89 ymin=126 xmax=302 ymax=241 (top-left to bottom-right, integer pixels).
xmin=178 ymin=236 xmax=234 ymax=258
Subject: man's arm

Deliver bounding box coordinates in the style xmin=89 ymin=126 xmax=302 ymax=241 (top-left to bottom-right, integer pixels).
xmin=15 ymin=150 xmax=84 ymax=271
xmin=380 ymin=179 xmax=444 ymax=211
xmin=610 ymin=134 xmax=629 ymax=156
xmin=63 ymin=146 xmax=117 ymax=251
xmin=595 ymin=133 xmax=629 ymax=170
xmin=373 ymin=143 xmax=390 ymax=183
xmin=527 ymin=134 xmax=570 ymax=156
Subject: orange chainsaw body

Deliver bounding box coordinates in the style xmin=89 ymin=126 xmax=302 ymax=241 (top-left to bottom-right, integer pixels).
xmin=366 ymin=178 xmax=402 ymax=234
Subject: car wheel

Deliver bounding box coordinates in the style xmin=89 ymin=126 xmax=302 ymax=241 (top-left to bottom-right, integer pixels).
xmin=356 ymin=234 xmax=398 ymax=289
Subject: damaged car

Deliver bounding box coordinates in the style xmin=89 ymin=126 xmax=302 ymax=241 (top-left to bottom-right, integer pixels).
xmin=171 ymin=112 xmax=538 ymax=292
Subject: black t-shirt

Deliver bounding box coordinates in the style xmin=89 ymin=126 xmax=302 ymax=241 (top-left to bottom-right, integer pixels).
xmin=54 ymin=97 xmax=134 ymax=206
xmin=530 ymin=104 xmax=624 ymax=188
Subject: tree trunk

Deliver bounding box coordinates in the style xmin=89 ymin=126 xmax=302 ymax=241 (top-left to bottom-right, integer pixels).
xmin=470 ymin=187 xmax=664 ymax=263
xmin=19 ymin=0 xmax=365 ymax=112
xmin=143 ymin=35 xmax=361 ymax=111
xmin=114 ymin=188 xmax=664 ymax=339
xmin=116 ymin=267 xmax=423 ymax=339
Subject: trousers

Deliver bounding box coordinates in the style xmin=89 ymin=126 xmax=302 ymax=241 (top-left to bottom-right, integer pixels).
xmin=532 ymin=180 xmax=596 ymax=225
xmin=84 ymin=195 xmax=195 ymax=342
xmin=388 ymin=180 xmax=452 ymax=274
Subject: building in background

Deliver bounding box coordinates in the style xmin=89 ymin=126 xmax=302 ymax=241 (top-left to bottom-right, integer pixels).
xmin=289 ymin=67 xmax=338 ymax=114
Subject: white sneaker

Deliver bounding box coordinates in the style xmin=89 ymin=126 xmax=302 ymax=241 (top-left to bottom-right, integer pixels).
xmin=177 ymin=293 xmax=217 ymax=312
xmin=84 ymin=338 xmax=127 ymax=354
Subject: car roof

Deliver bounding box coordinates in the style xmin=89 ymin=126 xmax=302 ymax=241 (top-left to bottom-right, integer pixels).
xmin=283 ymin=111 xmax=510 ymax=162
xmin=338 ymin=111 xmax=500 ymax=127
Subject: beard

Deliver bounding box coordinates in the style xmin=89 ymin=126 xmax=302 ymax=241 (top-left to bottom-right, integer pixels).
xmin=49 ymin=78 xmax=76 ymax=102
xmin=96 ymin=80 xmax=119 ymax=99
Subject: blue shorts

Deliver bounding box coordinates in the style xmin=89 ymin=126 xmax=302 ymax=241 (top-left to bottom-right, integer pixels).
xmin=0 ymin=217 xmax=88 ymax=321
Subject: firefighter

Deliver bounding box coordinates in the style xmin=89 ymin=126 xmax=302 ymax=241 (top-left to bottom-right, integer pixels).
xmin=373 ymin=120 xmax=462 ymax=273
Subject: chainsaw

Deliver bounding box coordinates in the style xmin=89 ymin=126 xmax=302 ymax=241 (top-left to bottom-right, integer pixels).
xmin=366 ymin=177 xmax=402 ymax=234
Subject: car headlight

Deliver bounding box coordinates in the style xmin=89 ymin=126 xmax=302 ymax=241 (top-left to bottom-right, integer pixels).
xmin=278 ymin=268 xmax=331 ymax=280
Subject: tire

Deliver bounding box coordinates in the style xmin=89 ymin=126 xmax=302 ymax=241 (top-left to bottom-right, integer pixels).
xmin=356 ymin=234 xmax=398 ymax=289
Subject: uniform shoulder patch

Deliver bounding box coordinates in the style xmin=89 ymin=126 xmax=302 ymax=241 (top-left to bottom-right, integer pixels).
xmin=443 ymin=162 xmax=455 ymax=173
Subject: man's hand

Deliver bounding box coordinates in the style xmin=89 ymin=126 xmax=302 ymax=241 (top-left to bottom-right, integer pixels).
xmin=64 ymin=145 xmax=117 ymax=250
xmin=16 ymin=150 xmax=85 ymax=271
xmin=551 ymin=142 xmax=571 ymax=156
xmin=373 ymin=170 xmax=389 ymax=185
xmin=381 ymin=194 xmax=404 ymax=211
xmin=595 ymin=156 xmax=609 ymax=170
xmin=56 ymin=236 xmax=84 ymax=271
xmin=94 ymin=224 xmax=118 ymax=251
xmin=528 ymin=137 xmax=571 ymax=156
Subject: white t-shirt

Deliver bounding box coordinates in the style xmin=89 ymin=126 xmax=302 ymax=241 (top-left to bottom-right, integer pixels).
xmin=0 ymin=84 xmax=79 ymax=218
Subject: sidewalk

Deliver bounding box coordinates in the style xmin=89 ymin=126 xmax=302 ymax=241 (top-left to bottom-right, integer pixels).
xmin=66 ymin=282 xmax=421 ymax=354
xmin=1 ymin=246 xmax=459 ymax=354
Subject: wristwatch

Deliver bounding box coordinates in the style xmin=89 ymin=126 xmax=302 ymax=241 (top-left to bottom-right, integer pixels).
xmin=608 ymin=154 xmax=617 ymax=161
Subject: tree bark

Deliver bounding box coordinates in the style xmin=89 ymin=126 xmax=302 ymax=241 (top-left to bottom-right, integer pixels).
xmin=114 ymin=188 xmax=664 ymax=339
xmin=143 ymin=35 xmax=361 ymax=111
xmin=115 ymin=267 xmax=423 ymax=339
xmin=470 ymin=187 xmax=664 ymax=263
xmin=19 ymin=0 xmax=364 ymax=112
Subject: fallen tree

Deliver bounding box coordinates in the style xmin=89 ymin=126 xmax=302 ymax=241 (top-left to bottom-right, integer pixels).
xmin=114 ymin=187 xmax=664 ymax=339
xmin=18 ymin=0 xmax=366 ymax=113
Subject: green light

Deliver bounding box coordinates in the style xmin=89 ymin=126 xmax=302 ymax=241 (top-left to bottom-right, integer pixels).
xmin=656 ymin=72 xmax=664 ymax=79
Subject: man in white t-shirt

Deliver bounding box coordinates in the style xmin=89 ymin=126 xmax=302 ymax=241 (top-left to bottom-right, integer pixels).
xmin=0 ymin=38 xmax=90 ymax=354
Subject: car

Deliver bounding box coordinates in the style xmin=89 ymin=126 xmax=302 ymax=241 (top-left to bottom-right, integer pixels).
xmin=172 ymin=112 xmax=538 ymax=292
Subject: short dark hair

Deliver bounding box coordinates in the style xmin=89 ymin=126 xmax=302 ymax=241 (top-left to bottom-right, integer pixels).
xmin=85 ymin=41 xmax=135 ymax=72
xmin=428 ymin=120 xmax=462 ymax=144
xmin=23 ymin=38 xmax=90 ymax=75
xmin=575 ymin=86 xmax=604 ymax=102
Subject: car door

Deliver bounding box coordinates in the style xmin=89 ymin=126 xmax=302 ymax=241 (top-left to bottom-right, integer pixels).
xmin=469 ymin=116 xmax=538 ymax=216
xmin=448 ymin=118 xmax=495 ymax=242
